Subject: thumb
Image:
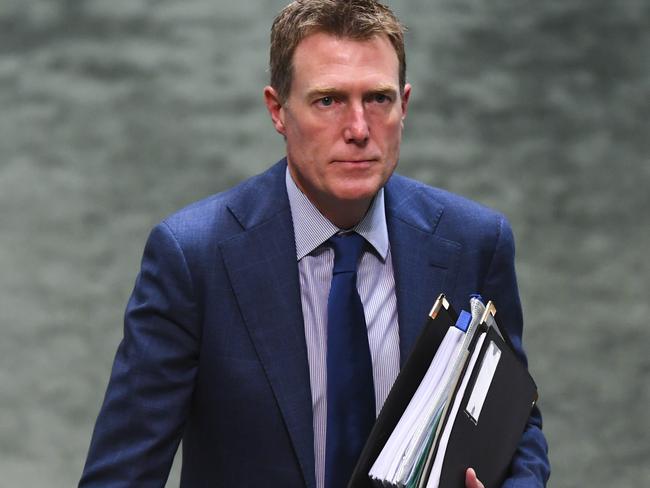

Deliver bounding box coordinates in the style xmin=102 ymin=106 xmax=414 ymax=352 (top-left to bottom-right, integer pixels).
xmin=465 ymin=467 xmax=485 ymax=488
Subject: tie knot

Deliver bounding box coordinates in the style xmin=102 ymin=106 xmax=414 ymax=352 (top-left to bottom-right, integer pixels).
xmin=329 ymin=232 xmax=366 ymax=274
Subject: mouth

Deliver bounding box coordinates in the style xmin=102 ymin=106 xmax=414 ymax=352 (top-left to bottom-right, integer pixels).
xmin=332 ymin=158 xmax=378 ymax=165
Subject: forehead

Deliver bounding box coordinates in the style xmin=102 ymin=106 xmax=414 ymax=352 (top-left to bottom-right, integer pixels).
xmin=290 ymin=32 xmax=400 ymax=92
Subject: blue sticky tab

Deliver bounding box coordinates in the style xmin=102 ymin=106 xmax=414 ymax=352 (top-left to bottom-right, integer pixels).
xmin=454 ymin=310 xmax=471 ymax=332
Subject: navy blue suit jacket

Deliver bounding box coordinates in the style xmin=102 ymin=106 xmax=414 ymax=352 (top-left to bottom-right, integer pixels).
xmin=80 ymin=160 xmax=549 ymax=487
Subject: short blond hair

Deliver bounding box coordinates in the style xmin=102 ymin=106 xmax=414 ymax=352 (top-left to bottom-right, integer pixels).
xmin=270 ymin=0 xmax=407 ymax=102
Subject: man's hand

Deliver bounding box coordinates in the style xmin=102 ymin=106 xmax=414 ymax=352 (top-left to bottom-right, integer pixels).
xmin=465 ymin=468 xmax=485 ymax=488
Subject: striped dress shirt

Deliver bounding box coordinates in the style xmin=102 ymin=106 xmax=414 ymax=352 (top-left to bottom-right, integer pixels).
xmin=285 ymin=168 xmax=401 ymax=488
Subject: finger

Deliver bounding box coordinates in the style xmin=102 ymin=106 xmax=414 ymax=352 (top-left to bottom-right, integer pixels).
xmin=465 ymin=468 xmax=485 ymax=488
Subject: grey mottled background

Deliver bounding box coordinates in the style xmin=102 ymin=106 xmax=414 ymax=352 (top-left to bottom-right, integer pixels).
xmin=1 ymin=0 xmax=649 ymax=486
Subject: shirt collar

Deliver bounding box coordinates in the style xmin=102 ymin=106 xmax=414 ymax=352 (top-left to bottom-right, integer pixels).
xmin=285 ymin=166 xmax=389 ymax=261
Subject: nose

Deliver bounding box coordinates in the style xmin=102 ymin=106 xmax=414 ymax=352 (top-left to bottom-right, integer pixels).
xmin=342 ymin=103 xmax=369 ymax=145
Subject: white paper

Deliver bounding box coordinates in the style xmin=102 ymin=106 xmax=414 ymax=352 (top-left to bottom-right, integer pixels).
xmin=369 ymin=298 xmax=492 ymax=487
xmin=465 ymin=340 xmax=501 ymax=424
xmin=369 ymin=326 xmax=465 ymax=484
xmin=426 ymin=332 xmax=487 ymax=488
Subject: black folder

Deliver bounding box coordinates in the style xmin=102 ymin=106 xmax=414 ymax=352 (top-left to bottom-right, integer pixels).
xmin=431 ymin=325 xmax=538 ymax=488
xmin=349 ymin=296 xmax=538 ymax=488
xmin=348 ymin=294 xmax=457 ymax=488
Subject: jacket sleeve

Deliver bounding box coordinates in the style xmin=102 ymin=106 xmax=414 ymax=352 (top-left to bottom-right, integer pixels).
xmin=79 ymin=222 xmax=200 ymax=487
xmin=480 ymin=216 xmax=551 ymax=487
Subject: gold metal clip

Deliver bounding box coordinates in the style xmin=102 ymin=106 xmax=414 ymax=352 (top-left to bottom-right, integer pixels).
xmin=428 ymin=293 xmax=450 ymax=319
xmin=479 ymin=300 xmax=497 ymax=324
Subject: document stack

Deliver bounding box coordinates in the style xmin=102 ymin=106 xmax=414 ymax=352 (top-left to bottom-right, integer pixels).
xmin=348 ymin=294 xmax=538 ymax=488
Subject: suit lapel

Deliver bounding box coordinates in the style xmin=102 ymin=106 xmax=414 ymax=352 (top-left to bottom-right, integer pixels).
xmin=385 ymin=176 xmax=461 ymax=365
xmin=219 ymin=162 xmax=316 ymax=488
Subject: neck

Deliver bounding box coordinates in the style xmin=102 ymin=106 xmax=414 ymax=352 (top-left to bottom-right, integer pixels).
xmin=321 ymin=199 xmax=372 ymax=230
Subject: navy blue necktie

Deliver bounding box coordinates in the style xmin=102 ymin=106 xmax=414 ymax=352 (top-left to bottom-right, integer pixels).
xmin=325 ymin=232 xmax=376 ymax=488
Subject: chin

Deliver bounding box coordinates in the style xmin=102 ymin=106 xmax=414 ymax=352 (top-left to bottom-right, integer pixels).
xmin=332 ymin=180 xmax=384 ymax=203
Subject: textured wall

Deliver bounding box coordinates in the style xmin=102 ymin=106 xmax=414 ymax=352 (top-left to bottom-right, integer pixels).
xmin=1 ymin=0 xmax=648 ymax=486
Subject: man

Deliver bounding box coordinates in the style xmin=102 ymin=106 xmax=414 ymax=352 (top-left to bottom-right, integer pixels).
xmin=80 ymin=1 xmax=550 ymax=487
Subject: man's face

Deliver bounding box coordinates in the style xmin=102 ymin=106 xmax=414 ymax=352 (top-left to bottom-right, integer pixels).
xmin=265 ymin=32 xmax=411 ymax=225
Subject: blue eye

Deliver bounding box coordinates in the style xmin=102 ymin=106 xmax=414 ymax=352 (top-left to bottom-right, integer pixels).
xmin=320 ymin=96 xmax=334 ymax=106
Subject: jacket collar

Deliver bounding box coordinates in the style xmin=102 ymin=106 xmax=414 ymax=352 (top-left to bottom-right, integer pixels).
xmin=384 ymin=174 xmax=461 ymax=364
xmin=220 ymin=159 xmax=317 ymax=488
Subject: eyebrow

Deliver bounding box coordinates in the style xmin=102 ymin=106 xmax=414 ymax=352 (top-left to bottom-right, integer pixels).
xmin=371 ymin=84 xmax=399 ymax=97
xmin=306 ymin=87 xmax=342 ymax=99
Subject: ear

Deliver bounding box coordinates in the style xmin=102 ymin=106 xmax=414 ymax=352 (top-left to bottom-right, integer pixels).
xmin=264 ymin=86 xmax=286 ymax=136
xmin=400 ymin=83 xmax=412 ymax=127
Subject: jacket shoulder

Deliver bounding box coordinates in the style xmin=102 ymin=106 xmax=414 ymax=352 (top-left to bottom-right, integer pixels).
xmin=158 ymin=160 xmax=288 ymax=248
xmin=387 ymin=173 xmax=510 ymax=240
